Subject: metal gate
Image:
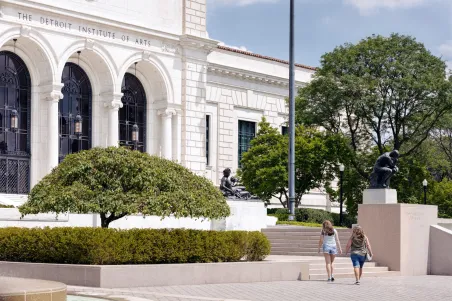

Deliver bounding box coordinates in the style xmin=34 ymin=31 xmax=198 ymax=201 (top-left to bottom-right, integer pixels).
xmin=0 ymin=157 xmax=30 ymax=194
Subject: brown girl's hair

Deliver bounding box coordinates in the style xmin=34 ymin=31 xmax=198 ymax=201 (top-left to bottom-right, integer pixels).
xmin=322 ymin=220 xmax=334 ymax=235
xmin=352 ymin=225 xmax=365 ymax=241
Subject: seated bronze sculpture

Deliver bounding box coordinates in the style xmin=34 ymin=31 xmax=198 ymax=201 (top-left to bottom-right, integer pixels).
xmin=219 ymin=168 xmax=254 ymax=200
xmin=369 ymin=150 xmax=400 ymax=189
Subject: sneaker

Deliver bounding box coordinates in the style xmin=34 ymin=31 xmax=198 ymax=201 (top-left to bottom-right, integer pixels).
xmin=355 ymin=281 xmax=360 ymax=285
xmin=331 ymin=276 xmax=335 ymax=282
xmin=327 ymin=279 xmax=332 ymax=283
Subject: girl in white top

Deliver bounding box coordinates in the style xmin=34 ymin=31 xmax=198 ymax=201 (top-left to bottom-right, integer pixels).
xmin=318 ymin=220 xmax=342 ymax=282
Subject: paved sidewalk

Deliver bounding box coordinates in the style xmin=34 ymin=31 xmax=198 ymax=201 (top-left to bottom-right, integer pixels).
xmin=69 ymin=276 xmax=452 ymax=301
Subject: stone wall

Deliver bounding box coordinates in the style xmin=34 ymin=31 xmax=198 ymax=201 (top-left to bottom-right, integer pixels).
xmin=183 ymin=0 xmax=207 ymax=37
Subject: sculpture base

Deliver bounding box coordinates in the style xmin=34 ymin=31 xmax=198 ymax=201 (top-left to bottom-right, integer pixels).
xmin=363 ymin=189 xmax=397 ymax=205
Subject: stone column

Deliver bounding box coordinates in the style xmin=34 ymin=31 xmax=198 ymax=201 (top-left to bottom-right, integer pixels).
xmin=47 ymin=90 xmax=63 ymax=171
xmin=175 ymin=111 xmax=182 ymax=162
xmin=104 ymin=94 xmax=123 ymax=147
xmin=159 ymin=109 xmax=176 ymax=159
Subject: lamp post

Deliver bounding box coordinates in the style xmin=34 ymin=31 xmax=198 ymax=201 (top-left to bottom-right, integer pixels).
xmin=132 ymin=124 xmax=139 ymax=150
xmin=423 ymin=179 xmax=427 ymax=205
xmin=339 ymin=164 xmax=344 ymax=226
xmin=74 ymin=114 xmax=82 ymax=138
xmin=288 ymin=0 xmax=296 ymax=220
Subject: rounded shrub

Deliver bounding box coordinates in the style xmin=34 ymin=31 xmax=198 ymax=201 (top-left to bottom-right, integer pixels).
xmin=0 ymin=227 xmax=270 ymax=265
xmin=20 ymin=147 xmax=230 ymax=228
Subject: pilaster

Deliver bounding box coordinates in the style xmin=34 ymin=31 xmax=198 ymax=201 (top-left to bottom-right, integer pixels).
xmin=180 ymin=36 xmax=217 ymax=174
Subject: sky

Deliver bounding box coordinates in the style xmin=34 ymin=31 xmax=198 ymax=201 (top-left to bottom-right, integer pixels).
xmin=206 ymin=0 xmax=452 ymax=68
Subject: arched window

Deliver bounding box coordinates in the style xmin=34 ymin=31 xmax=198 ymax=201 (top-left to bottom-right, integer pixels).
xmin=59 ymin=62 xmax=92 ymax=161
xmin=119 ymin=73 xmax=146 ymax=152
xmin=0 ymin=51 xmax=31 ymax=194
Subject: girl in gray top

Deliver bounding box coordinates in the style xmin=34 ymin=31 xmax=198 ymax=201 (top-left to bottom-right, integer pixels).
xmin=345 ymin=225 xmax=373 ymax=285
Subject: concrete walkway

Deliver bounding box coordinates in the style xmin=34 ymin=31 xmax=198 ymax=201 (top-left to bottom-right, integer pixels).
xmin=69 ymin=276 xmax=452 ymax=301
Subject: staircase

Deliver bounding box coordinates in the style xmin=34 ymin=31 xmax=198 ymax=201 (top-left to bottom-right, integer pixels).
xmin=264 ymin=226 xmax=351 ymax=256
xmin=263 ymin=226 xmax=400 ymax=280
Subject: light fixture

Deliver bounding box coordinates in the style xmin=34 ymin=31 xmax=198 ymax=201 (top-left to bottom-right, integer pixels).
xmin=423 ymin=179 xmax=428 ymax=205
xmin=339 ymin=164 xmax=345 ymax=172
xmin=132 ymin=124 xmax=139 ymax=144
xmin=77 ymin=51 xmax=81 ymax=66
xmin=134 ymin=62 xmax=138 ymax=76
xmin=74 ymin=114 xmax=82 ymax=137
xmin=13 ymin=39 xmax=17 ymax=54
xmin=10 ymin=110 xmax=18 ymax=132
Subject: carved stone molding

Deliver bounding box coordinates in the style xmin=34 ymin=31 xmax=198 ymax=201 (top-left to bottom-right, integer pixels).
xmin=85 ymin=39 xmax=95 ymax=51
xmin=162 ymin=43 xmax=180 ymax=54
xmin=47 ymin=90 xmax=64 ymax=102
xmin=102 ymin=92 xmax=124 ymax=109
xmin=142 ymin=51 xmax=151 ymax=61
xmin=158 ymin=108 xmax=176 ymax=118
xmin=20 ymin=25 xmax=31 ymax=38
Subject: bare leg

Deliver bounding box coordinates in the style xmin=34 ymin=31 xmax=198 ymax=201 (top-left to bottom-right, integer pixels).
xmin=359 ymin=267 xmax=363 ymax=280
xmin=330 ymin=254 xmax=336 ymax=278
xmin=323 ymin=253 xmax=332 ymax=279
xmin=353 ymin=267 xmax=360 ymax=282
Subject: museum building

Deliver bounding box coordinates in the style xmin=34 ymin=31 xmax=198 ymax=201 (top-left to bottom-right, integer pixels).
xmin=0 ymin=0 xmax=333 ymax=210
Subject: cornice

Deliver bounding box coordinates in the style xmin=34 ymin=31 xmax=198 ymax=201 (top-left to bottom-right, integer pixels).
xmin=207 ymin=63 xmax=307 ymax=88
xmin=180 ymin=35 xmax=219 ymax=53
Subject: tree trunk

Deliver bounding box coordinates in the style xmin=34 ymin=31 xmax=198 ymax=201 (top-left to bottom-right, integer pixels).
xmin=100 ymin=213 xmax=110 ymax=228
xmin=99 ymin=212 xmax=128 ymax=228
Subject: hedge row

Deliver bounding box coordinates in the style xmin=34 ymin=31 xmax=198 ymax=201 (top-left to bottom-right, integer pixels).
xmin=0 ymin=204 xmax=14 ymax=208
xmin=268 ymin=208 xmax=357 ymax=228
xmin=0 ymin=227 xmax=270 ymax=265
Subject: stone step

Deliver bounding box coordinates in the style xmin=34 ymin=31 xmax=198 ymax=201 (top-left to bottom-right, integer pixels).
xmin=270 ymin=251 xmax=349 ymax=257
xmin=265 ymin=235 xmax=351 ymax=241
xmin=271 ymin=242 xmax=347 ymax=247
xmin=263 ymin=227 xmax=352 ymax=233
xmin=309 ymin=266 xmax=388 ymax=274
xmin=309 ymin=262 xmax=377 ymax=269
xmin=270 ymin=248 xmax=348 ymax=253
xmin=309 ymin=271 xmax=401 ymax=280
xmin=264 ymin=231 xmax=351 ymax=236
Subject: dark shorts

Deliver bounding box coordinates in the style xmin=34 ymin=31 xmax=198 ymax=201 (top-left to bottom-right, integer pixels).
xmin=351 ymin=254 xmax=366 ymax=268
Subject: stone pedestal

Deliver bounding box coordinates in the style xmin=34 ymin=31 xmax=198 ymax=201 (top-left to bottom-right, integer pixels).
xmin=363 ymin=189 xmax=397 ymax=204
xmin=358 ymin=203 xmax=438 ymax=276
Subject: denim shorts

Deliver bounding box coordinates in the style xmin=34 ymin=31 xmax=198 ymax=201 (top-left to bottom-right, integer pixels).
xmin=323 ymin=245 xmax=337 ymax=255
xmin=351 ymin=254 xmax=366 ymax=268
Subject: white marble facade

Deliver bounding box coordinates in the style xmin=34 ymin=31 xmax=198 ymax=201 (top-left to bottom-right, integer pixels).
xmin=0 ymin=0 xmax=333 ymax=211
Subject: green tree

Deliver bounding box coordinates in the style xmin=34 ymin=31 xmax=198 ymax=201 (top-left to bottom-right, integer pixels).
xmin=239 ymin=118 xmax=350 ymax=208
xmin=19 ymin=147 xmax=230 ymax=228
xmin=296 ymin=34 xmax=452 ymax=214
xmin=429 ymin=179 xmax=452 ymax=218
xmin=297 ymin=33 xmax=452 ymax=176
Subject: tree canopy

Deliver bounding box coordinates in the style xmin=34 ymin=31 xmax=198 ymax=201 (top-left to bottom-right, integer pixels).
xmin=297 ymin=33 xmax=452 ymax=177
xmin=19 ymin=147 xmax=230 ymax=228
xmin=238 ymin=118 xmax=350 ymax=208
xmin=293 ymin=34 xmax=452 ymax=215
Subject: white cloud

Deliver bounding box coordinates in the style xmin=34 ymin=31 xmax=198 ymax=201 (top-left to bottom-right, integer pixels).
xmin=344 ymin=0 xmax=430 ymax=14
xmin=208 ymin=0 xmax=280 ymax=6
xmin=439 ymin=41 xmax=452 ymax=58
xmin=218 ymin=41 xmax=251 ymax=52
